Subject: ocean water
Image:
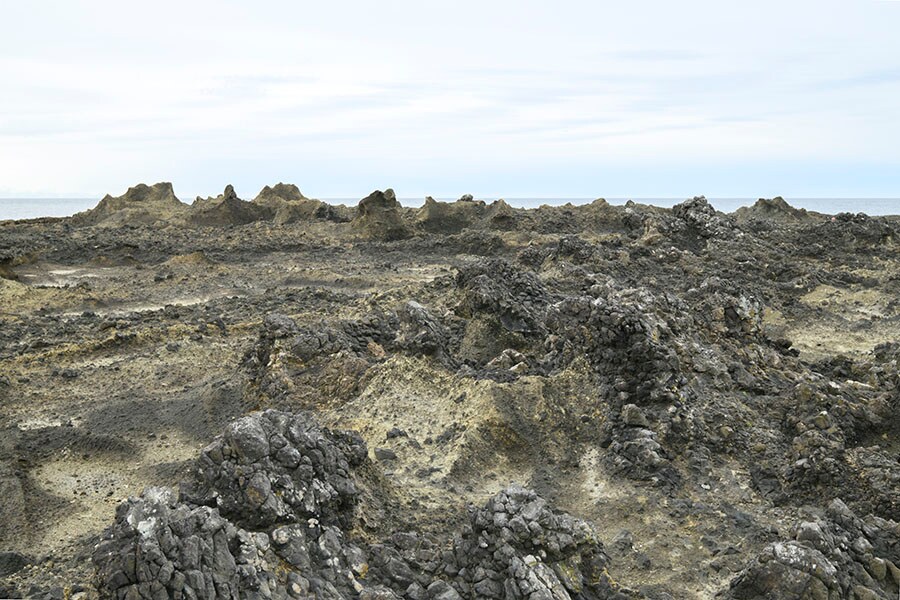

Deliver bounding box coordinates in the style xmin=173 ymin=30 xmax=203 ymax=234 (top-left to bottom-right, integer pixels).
xmin=0 ymin=198 xmax=98 ymax=221
xmin=1 ymin=196 xmax=898 ymax=221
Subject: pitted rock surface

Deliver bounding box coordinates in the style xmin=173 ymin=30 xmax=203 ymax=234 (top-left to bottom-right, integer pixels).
xmin=93 ymin=485 xmax=372 ymax=600
xmin=353 ymin=190 xmax=411 ymax=241
xmin=456 ymin=259 xmax=550 ymax=334
xmin=92 ymin=412 xmax=636 ymax=600
xmin=188 ymin=410 xmax=366 ymax=529
xmin=366 ymin=486 xmax=639 ymax=600
xmin=670 ymin=196 xmax=737 ymax=240
xmin=726 ymin=499 xmax=900 ymax=599
xmin=447 ymin=486 xmax=636 ymax=600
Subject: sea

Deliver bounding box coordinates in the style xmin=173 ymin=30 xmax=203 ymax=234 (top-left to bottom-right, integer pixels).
xmin=0 ymin=197 xmax=899 ymax=221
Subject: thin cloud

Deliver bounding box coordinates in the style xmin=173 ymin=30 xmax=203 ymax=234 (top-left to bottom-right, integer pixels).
xmin=1 ymin=0 xmax=899 ymax=197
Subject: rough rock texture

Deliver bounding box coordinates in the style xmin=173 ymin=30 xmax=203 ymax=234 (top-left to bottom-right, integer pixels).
xmin=186 ymin=410 xmax=367 ymax=529
xmin=456 ymin=259 xmax=549 ymax=334
xmin=726 ymin=499 xmax=900 ymax=599
xmin=484 ymin=200 xmax=518 ymax=231
xmin=670 ymin=196 xmax=737 ymax=242
xmin=73 ymin=182 xmax=188 ymax=227
xmin=353 ymin=190 xmax=411 ymax=241
xmin=189 ymin=185 xmax=271 ymax=227
xmin=244 ymin=310 xmax=399 ymax=406
xmin=433 ymin=485 xmax=638 ymax=600
xmin=253 ymin=184 xmax=345 ymax=224
xmin=92 ymin=411 xmax=634 ymax=600
xmin=734 ymin=197 xmax=814 ymax=224
xmin=4 ymin=191 xmax=900 ymax=599
xmin=414 ymin=197 xmax=487 ymax=234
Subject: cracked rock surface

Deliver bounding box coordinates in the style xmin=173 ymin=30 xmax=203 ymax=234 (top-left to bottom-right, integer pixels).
xmin=92 ymin=410 xmax=636 ymax=600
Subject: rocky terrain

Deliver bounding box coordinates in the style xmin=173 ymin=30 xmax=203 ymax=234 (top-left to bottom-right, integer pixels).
xmin=1 ymin=186 xmax=899 ymax=599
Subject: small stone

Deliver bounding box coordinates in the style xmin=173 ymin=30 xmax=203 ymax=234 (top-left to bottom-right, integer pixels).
xmin=386 ymin=427 xmax=407 ymax=440
xmin=375 ymin=448 xmax=398 ymax=461
xmin=0 ymin=551 xmax=29 ymax=577
xmin=622 ymin=404 xmax=649 ymax=427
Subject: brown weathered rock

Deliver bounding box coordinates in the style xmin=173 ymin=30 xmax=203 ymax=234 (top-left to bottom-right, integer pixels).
xmin=734 ymin=196 xmax=815 ymax=223
xmin=484 ymin=198 xmax=517 ymax=230
xmin=352 ymin=189 xmax=411 ymax=240
xmin=189 ymin=185 xmax=271 ymax=227
xmin=72 ymin=182 xmax=188 ymax=227
xmin=414 ymin=196 xmax=487 ymax=234
xmin=253 ymin=183 xmax=344 ymax=224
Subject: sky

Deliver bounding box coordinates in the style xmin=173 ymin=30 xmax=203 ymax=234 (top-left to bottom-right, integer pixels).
xmin=1 ymin=0 xmax=900 ymax=200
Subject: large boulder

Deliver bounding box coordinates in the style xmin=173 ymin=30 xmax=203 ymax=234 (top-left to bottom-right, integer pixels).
xmin=670 ymin=196 xmax=735 ymax=239
xmin=456 ymin=258 xmax=550 ymax=334
xmin=444 ymin=485 xmax=633 ymax=599
xmin=93 ymin=411 xmax=372 ymax=600
xmin=352 ymin=189 xmax=411 ymax=241
xmin=92 ymin=485 xmax=371 ymax=600
xmin=73 ymin=182 xmax=188 ymax=227
xmin=186 ymin=409 xmax=367 ymax=529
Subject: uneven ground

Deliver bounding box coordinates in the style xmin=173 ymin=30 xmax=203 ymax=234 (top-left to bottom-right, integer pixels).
xmin=1 ymin=189 xmax=899 ymax=599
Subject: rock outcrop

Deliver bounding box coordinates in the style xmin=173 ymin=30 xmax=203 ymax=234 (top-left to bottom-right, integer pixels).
xmin=253 ymin=183 xmax=345 ymax=224
xmin=73 ymin=182 xmax=188 ymax=227
xmin=726 ymin=499 xmax=900 ymax=599
xmin=189 ymin=185 xmax=271 ymax=227
xmin=414 ymin=196 xmax=487 ymax=234
xmin=484 ymin=199 xmax=518 ymax=231
xmin=352 ymin=189 xmax=411 ymax=241
xmin=92 ymin=411 xmax=371 ymax=600
xmin=733 ymin=197 xmax=813 ymax=224
xmin=92 ymin=410 xmax=635 ymax=600
xmin=5 ymin=192 xmax=900 ymax=599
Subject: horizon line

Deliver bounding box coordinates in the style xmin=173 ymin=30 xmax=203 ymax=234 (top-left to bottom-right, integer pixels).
xmin=3 ymin=195 xmax=900 ymax=200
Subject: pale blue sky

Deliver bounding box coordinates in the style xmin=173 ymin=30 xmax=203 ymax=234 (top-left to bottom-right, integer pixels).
xmin=1 ymin=0 xmax=899 ymax=199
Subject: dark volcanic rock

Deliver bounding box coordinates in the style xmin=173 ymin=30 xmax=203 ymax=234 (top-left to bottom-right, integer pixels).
xmin=456 ymin=259 xmax=549 ymax=334
xmin=0 ymin=551 xmax=29 ymax=577
xmin=394 ymin=301 xmax=450 ymax=361
xmin=726 ymin=499 xmax=900 ymax=599
xmin=92 ymin=411 xmax=637 ymax=600
xmin=93 ymin=411 xmax=372 ymax=600
xmin=671 ymin=196 xmax=736 ymax=240
xmin=6 ymin=187 xmax=900 ymax=599
xmin=442 ymin=485 xmax=637 ymax=599
xmin=186 ymin=409 xmax=367 ymax=529
xmin=243 ymin=311 xmax=402 ymax=405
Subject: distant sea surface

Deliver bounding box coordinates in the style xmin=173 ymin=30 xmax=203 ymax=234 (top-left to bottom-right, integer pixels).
xmin=1 ymin=197 xmax=898 ymax=221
